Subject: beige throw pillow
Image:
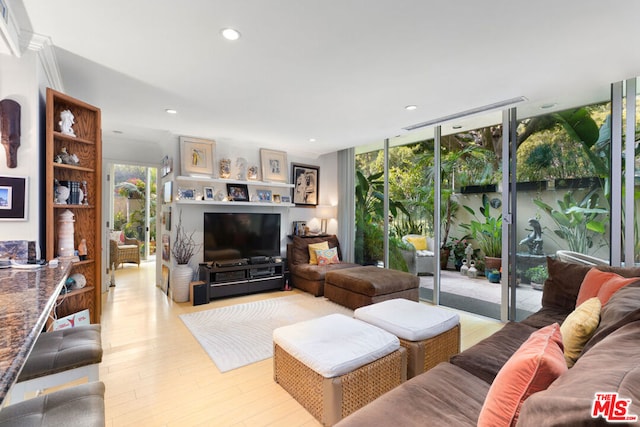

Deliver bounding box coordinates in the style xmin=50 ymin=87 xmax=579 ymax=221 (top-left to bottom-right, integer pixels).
xmin=560 ymin=296 xmax=601 ymax=367
xmin=308 ymin=241 xmax=329 ymax=265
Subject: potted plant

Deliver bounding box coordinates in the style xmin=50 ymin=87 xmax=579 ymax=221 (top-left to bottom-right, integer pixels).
xmin=525 ymin=265 xmax=548 ymax=290
xmin=487 ymin=269 xmax=501 ymax=283
xmin=449 ymin=235 xmax=472 ymax=271
xmin=533 ymin=191 xmax=607 ymax=255
xmin=171 ymin=210 xmax=199 ymax=302
xmin=460 ymin=194 xmax=502 ymax=273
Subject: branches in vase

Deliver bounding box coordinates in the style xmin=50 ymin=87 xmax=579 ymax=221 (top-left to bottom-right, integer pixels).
xmin=171 ymin=210 xmax=200 ymax=265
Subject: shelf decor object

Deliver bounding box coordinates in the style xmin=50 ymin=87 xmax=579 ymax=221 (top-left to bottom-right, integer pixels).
xmin=0 ymin=98 xmax=21 ymax=168
xmin=56 ymin=209 xmax=75 ymax=257
xmin=227 ymin=183 xmax=249 ymax=202
xmin=180 ymin=136 xmax=215 ymax=177
xmin=260 ymin=148 xmax=288 ymax=183
xmin=292 ymin=163 xmax=319 ymax=206
xmin=45 ymin=87 xmax=102 ymax=324
xmin=0 ymin=175 xmax=27 ymax=220
xmin=219 ymin=158 xmax=231 ymax=178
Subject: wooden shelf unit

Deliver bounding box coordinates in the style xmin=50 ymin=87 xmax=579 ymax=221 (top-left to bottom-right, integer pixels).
xmin=45 ymin=88 xmax=102 ymax=324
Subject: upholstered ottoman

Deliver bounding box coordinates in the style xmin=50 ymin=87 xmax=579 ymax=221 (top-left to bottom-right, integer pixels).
xmin=324 ymin=266 xmax=419 ymax=310
xmin=354 ymin=298 xmax=460 ymax=379
xmin=273 ymin=314 xmax=407 ymax=426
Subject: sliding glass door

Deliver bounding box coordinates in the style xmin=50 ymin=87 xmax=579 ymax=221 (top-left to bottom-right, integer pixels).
xmin=350 ymin=78 xmax=640 ymax=319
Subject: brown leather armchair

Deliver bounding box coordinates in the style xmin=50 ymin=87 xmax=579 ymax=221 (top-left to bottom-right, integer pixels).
xmin=287 ymin=235 xmax=359 ymax=296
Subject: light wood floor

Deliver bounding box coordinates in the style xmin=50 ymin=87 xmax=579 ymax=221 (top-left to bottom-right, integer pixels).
xmin=100 ymin=261 xmax=504 ymax=426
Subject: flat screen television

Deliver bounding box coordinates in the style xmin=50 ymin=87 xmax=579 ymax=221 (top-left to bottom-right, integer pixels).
xmin=203 ymin=212 xmax=281 ymax=262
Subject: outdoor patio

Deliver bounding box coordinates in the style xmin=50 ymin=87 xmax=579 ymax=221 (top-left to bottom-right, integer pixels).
xmin=418 ymin=269 xmax=543 ymax=320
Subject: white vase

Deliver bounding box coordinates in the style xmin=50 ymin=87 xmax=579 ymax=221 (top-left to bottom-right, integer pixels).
xmin=172 ymin=264 xmax=193 ymax=302
xmin=57 ymin=209 xmax=75 ymax=257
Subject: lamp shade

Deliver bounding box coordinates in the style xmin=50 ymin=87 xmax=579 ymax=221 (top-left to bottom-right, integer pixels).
xmin=316 ymin=205 xmax=337 ymax=219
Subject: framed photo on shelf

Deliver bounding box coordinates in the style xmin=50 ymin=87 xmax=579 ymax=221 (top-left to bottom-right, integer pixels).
xmin=203 ymin=186 xmax=215 ymax=201
xmin=180 ymin=136 xmax=215 ymax=177
xmin=0 ymin=176 xmax=27 ymax=220
xmin=257 ymin=189 xmax=272 ymax=202
xmin=227 ymin=183 xmax=249 ymax=202
xmin=281 ymin=195 xmax=291 ymax=204
xmin=273 ymin=194 xmax=281 ymax=203
xmin=260 ymin=148 xmax=288 ymax=182
xmin=291 ymin=163 xmax=319 ymax=206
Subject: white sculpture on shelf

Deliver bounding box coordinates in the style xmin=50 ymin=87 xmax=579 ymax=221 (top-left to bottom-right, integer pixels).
xmin=54 ymin=182 xmax=70 ymax=204
xmin=236 ymin=157 xmax=247 ymax=180
xmin=58 ymin=109 xmax=76 ymax=136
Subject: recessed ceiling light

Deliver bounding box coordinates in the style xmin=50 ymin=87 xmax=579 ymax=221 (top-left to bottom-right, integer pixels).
xmin=405 ymin=105 xmax=417 ymax=111
xmin=541 ymin=103 xmax=556 ymax=109
xmin=165 ymin=109 xmax=177 ymax=114
xmin=452 ymin=125 xmax=462 ymax=129
xmin=221 ymin=28 xmax=241 ymax=41
xmin=113 ymin=130 xmax=123 ymax=134
xmin=309 ymin=138 xmax=316 ymax=142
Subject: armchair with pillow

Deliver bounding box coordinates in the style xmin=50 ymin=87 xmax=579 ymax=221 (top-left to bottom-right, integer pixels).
xmin=109 ymin=230 xmax=141 ymax=269
xmin=402 ymin=234 xmax=435 ymax=275
xmin=286 ymin=235 xmax=360 ymax=296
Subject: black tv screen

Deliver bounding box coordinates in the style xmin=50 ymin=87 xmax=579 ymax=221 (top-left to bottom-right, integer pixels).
xmin=203 ymin=213 xmax=281 ymax=262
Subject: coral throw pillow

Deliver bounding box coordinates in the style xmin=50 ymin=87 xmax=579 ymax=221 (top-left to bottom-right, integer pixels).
xmin=307 ymin=241 xmax=329 ymax=265
xmin=477 ymin=323 xmax=567 ymax=427
xmin=576 ymin=268 xmax=639 ymax=306
xmin=405 ymin=236 xmax=428 ymax=251
xmin=560 ymin=297 xmax=601 ymax=367
xmin=316 ymin=248 xmax=340 ymax=266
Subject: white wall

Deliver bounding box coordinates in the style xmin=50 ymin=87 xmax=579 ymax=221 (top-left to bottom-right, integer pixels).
xmin=0 ymin=51 xmax=45 ymax=248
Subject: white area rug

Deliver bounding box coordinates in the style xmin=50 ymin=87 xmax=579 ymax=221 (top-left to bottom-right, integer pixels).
xmin=179 ymin=293 xmax=353 ymax=372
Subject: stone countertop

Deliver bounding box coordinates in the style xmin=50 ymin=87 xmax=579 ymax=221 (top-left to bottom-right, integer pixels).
xmin=0 ymin=260 xmax=71 ymax=406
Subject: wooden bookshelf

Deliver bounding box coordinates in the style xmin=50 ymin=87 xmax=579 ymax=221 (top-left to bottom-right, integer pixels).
xmin=45 ymin=88 xmax=102 ymax=323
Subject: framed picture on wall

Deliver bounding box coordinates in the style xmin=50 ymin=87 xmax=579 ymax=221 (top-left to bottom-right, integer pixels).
xmin=162 ymin=234 xmax=170 ymax=261
xmin=163 ymin=181 xmax=173 ymax=204
xmin=180 ymin=136 xmax=215 ymax=177
xmin=291 ymin=164 xmax=319 ymax=207
xmin=260 ymin=149 xmax=288 ymax=183
xmin=0 ymin=176 xmax=27 ymax=220
xmin=161 ymin=155 xmax=173 ymax=177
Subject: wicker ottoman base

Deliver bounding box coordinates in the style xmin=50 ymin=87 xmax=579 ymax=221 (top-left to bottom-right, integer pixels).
xmin=273 ymin=343 xmax=407 ymax=426
xmin=400 ymin=323 xmax=460 ymax=378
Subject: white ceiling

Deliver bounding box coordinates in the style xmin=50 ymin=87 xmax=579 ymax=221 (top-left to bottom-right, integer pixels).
xmin=16 ymin=0 xmax=640 ymax=158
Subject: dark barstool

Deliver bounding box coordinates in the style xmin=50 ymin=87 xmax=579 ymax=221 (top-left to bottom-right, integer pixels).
xmin=9 ymin=325 xmax=102 ymax=404
xmin=0 ymin=382 xmax=105 ymax=426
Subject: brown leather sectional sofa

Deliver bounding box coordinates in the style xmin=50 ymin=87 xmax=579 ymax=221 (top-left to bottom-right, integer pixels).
xmin=336 ymin=257 xmax=640 ymax=426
